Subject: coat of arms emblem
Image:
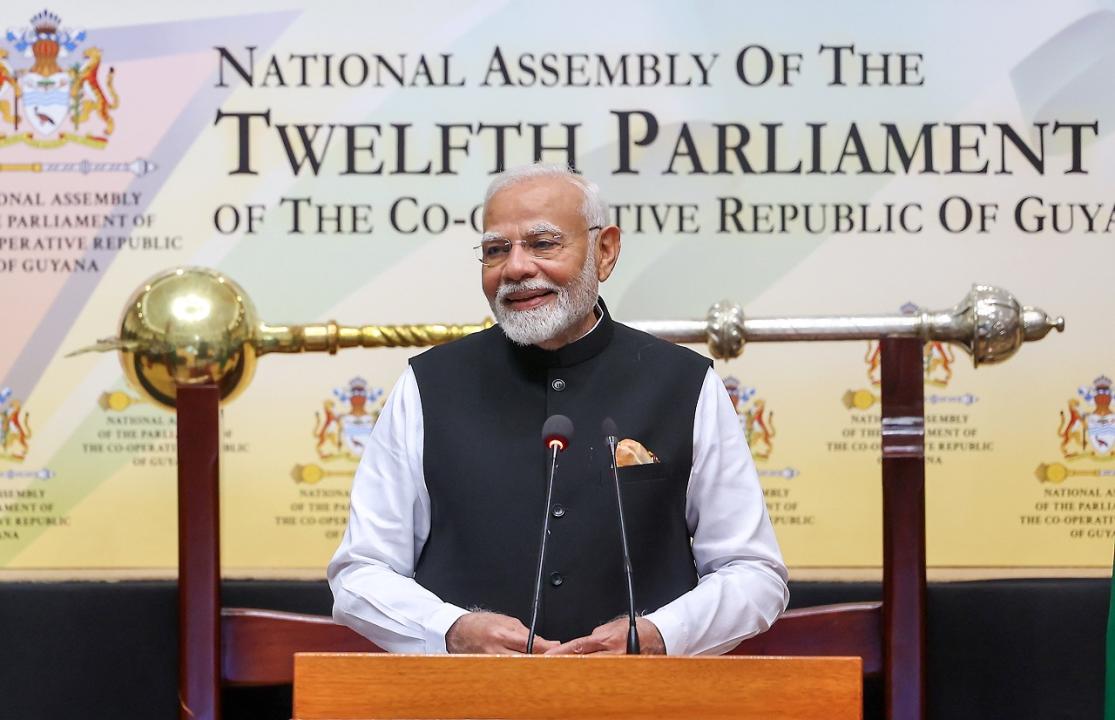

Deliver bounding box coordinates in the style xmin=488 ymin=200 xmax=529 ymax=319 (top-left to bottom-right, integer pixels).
xmin=1 ymin=10 xmax=118 ymax=148
xmin=865 ymin=339 xmax=956 ymax=388
xmin=292 ymin=377 xmax=384 ymax=484
xmin=722 ymin=376 xmax=797 ymax=478
xmin=1034 ymin=374 xmax=1115 ymax=483
xmin=845 ymin=303 xmax=976 ymax=411
xmin=722 ymin=376 xmax=775 ymax=461
xmin=0 ymin=387 xmax=31 ymax=462
xmin=314 ymin=377 xmax=383 ymax=461
xmin=1057 ymin=375 xmax=1114 ymax=459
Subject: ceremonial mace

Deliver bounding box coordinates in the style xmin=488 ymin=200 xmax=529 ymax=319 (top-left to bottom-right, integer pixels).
xmin=70 ymin=267 xmax=1062 ymax=720
xmin=69 ymin=266 xmax=1062 ymax=409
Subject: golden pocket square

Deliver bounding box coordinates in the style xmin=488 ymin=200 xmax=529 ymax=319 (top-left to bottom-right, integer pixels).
xmin=615 ymin=438 xmax=660 ymax=467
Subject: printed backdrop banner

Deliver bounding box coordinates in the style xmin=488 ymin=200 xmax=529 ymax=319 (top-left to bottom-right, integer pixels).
xmin=0 ymin=1 xmax=1112 ymax=574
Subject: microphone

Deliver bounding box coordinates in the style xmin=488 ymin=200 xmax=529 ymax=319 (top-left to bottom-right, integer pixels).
xmin=527 ymin=414 xmax=574 ymax=653
xmin=603 ymin=417 xmax=640 ymax=655
xmin=543 ymin=414 xmax=573 ymax=452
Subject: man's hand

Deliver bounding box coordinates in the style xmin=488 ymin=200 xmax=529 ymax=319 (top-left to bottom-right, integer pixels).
xmin=544 ymin=617 xmax=666 ymax=655
xmin=445 ymin=612 xmax=559 ymax=654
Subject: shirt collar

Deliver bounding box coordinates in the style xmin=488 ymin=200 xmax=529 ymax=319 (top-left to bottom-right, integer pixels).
xmin=509 ymin=297 xmax=615 ymax=369
xmin=575 ymin=301 xmax=604 ymax=341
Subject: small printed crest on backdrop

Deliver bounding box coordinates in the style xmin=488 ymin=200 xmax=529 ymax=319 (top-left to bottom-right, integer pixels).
xmin=0 ymin=386 xmax=32 ymax=462
xmin=721 ymin=375 xmax=797 ymax=478
xmin=1 ymin=10 xmax=119 ymax=148
xmin=1034 ymin=374 xmax=1115 ymax=483
xmin=847 ymin=302 xmax=973 ymax=411
xmin=722 ymin=375 xmax=775 ymax=461
xmin=864 ymin=302 xmax=955 ymax=388
xmin=293 ymin=377 xmax=385 ymax=484
xmin=1058 ymin=375 xmax=1115 ymax=459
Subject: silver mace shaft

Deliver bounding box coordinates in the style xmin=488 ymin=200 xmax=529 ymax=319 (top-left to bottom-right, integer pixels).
xmin=629 ymin=284 xmax=1063 ymax=364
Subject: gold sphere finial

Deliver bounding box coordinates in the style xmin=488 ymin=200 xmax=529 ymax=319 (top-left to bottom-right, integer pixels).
xmin=115 ymin=266 xmax=261 ymax=408
xmin=68 ymin=266 xmax=493 ymax=409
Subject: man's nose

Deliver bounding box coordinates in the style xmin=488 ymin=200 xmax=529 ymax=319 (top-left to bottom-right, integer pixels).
xmin=501 ymin=241 xmax=539 ymax=281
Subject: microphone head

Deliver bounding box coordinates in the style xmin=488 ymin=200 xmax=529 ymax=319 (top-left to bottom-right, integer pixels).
xmin=542 ymin=414 xmax=574 ymax=452
xmin=602 ymin=417 xmax=618 ymax=440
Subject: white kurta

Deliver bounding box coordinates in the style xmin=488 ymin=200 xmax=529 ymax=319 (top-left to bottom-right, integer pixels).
xmin=329 ymin=362 xmax=788 ymax=655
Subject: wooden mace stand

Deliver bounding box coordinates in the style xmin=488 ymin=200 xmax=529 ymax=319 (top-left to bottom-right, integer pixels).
xmin=174 ymin=336 xmax=927 ymax=720
xmin=176 ymin=385 xmax=221 ymax=720
xmin=174 ymin=386 xmax=377 ymax=720
xmin=734 ymin=337 xmax=927 ymax=719
xmin=292 ymin=654 xmax=863 ymax=720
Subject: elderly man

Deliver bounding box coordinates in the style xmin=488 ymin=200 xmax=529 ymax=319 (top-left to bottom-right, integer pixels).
xmin=329 ymin=163 xmax=787 ymax=655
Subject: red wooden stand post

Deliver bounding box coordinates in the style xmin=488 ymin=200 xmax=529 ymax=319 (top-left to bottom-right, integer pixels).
xmin=880 ymin=338 xmax=927 ymax=720
xmin=176 ymin=384 xmax=222 ymax=720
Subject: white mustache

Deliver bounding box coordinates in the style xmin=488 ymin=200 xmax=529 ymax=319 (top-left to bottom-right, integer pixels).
xmin=496 ymin=279 xmax=561 ymax=305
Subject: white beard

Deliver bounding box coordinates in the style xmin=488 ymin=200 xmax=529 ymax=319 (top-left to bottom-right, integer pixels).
xmin=490 ymin=251 xmax=599 ymax=347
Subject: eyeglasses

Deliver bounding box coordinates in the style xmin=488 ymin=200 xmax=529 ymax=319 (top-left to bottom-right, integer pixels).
xmin=474 ymin=226 xmax=602 ymax=267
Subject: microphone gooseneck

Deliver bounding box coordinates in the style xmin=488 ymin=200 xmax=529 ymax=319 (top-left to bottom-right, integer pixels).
xmin=527 ymin=414 xmax=573 ymax=653
xmin=603 ymin=417 xmax=641 ymax=655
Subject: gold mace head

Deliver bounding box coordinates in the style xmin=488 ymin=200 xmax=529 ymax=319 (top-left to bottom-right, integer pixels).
xmin=118 ymin=267 xmax=260 ymax=408
xmin=67 ymin=266 xmax=493 ymax=410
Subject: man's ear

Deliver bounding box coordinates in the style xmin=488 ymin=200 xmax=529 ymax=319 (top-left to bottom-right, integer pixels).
xmin=595 ymin=225 xmax=621 ymax=282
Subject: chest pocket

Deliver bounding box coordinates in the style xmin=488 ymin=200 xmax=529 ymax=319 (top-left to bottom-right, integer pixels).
xmin=602 ymin=461 xmax=674 ymax=484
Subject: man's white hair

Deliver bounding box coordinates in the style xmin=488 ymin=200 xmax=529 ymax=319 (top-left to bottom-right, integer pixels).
xmin=483 ymin=163 xmax=608 ymax=229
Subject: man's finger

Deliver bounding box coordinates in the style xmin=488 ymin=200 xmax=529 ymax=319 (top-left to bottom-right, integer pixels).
xmin=496 ymin=627 xmax=557 ymax=654
xmin=518 ymin=633 xmax=560 ymax=653
xmin=529 ymin=636 xmax=560 ymax=653
xmin=543 ymin=636 xmax=608 ymax=655
xmin=542 ymin=638 xmax=580 ymax=655
xmin=495 ymin=631 xmax=528 ymax=653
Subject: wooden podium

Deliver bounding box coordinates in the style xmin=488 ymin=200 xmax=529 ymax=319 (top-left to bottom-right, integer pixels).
xmin=291 ymin=654 xmax=863 ymax=720
xmin=175 ymin=337 xmax=931 ymax=720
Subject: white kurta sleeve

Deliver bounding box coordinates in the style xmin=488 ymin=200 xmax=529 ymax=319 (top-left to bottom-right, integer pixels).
xmin=328 ymin=366 xmax=468 ymax=653
xmin=643 ymin=367 xmax=789 ymax=655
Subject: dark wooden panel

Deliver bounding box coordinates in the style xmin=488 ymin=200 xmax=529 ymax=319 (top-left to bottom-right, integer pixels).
xmin=222 ymin=609 xmax=381 ymax=686
xmin=732 ymin=602 xmax=883 ymax=676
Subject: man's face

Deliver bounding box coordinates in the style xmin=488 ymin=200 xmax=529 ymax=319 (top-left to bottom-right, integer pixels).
xmin=481 ymin=176 xmax=600 ymax=348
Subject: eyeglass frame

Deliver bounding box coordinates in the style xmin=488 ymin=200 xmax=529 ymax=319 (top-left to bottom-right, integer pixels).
xmin=473 ymin=225 xmax=603 ymax=267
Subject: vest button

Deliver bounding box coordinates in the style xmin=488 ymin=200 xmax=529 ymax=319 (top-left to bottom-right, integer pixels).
xmin=551 ymin=504 xmax=566 ymax=518
xmin=551 ymin=378 xmax=566 ymax=391
xmin=549 ymin=571 xmax=564 ymax=587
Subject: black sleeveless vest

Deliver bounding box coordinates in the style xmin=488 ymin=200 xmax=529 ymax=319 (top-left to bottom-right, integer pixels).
xmin=410 ymin=299 xmax=710 ymax=642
